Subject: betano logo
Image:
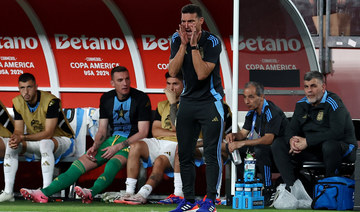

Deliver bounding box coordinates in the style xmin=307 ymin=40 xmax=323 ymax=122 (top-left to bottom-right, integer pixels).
xmin=142 ymin=35 xmax=171 ymax=51
xmin=54 ymin=34 xmax=125 ymax=50
xmin=1 ymin=34 xmax=302 ymax=52
xmin=230 ymin=36 xmax=302 ymax=52
xmin=0 ymin=34 xmax=172 ymax=51
xmin=0 ymin=36 xmax=38 ymax=49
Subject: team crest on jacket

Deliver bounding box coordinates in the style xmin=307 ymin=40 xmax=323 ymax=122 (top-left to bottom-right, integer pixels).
xmin=31 ymin=119 xmax=44 ymax=132
xmin=317 ymin=111 xmax=324 ymax=121
xmin=49 ymin=99 xmax=55 ymax=107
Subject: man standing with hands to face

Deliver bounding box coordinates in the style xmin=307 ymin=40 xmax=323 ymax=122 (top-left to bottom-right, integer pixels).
xmin=169 ymin=4 xmax=224 ymax=212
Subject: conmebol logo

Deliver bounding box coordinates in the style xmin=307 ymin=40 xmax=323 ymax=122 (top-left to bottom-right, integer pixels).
xmin=54 ymin=34 xmax=125 ymax=50
xmin=0 ymin=36 xmax=38 ymax=49
xmin=230 ymin=36 xmax=302 ymax=52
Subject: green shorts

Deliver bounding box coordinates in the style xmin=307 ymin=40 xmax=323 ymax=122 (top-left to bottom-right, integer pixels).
xmin=89 ymin=135 xmax=129 ymax=165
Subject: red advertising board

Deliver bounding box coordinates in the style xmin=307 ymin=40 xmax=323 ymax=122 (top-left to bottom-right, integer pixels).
xmin=235 ymin=1 xmax=310 ymax=89
xmin=208 ymin=0 xmax=313 ymax=111
xmin=113 ymin=0 xmax=190 ymax=88
xmin=0 ymin=0 xmax=50 ymax=87
xmin=29 ymin=0 xmax=136 ymax=88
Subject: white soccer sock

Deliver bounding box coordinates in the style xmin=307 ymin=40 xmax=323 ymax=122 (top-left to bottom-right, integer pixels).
xmin=125 ymin=178 xmax=137 ymax=195
xmin=138 ymin=184 xmax=153 ymax=199
xmin=173 ymin=172 xmax=184 ymax=197
xmin=3 ymin=144 xmax=21 ymax=194
xmin=39 ymin=139 xmax=55 ymax=188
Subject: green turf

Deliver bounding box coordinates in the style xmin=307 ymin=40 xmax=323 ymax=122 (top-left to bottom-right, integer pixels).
xmin=0 ymin=200 xmax=338 ymax=212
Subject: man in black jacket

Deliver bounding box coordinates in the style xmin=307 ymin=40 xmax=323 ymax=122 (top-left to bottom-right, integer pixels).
xmin=272 ymin=71 xmax=357 ymax=189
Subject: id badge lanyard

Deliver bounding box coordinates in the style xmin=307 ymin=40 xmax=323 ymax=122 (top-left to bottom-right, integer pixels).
xmin=248 ymin=99 xmax=268 ymax=140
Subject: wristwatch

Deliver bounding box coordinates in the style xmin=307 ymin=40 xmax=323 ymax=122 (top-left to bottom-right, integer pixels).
xmin=190 ymin=45 xmax=199 ymax=50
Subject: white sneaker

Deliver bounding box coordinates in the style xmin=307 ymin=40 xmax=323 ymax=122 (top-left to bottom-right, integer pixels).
xmin=113 ymin=193 xmax=133 ymax=204
xmin=120 ymin=193 xmax=147 ymax=205
xmin=0 ymin=191 xmax=15 ymax=202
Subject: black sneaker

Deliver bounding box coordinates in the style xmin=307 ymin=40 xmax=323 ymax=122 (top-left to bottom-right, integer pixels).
xmin=263 ymin=186 xmax=276 ymax=206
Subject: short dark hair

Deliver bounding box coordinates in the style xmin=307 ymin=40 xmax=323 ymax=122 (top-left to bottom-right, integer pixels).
xmin=244 ymin=81 xmax=264 ymax=96
xmin=111 ymin=66 xmax=128 ymax=79
xmin=181 ymin=4 xmax=203 ymax=18
xmin=304 ymin=71 xmax=325 ymax=84
xmin=165 ymin=72 xmax=183 ymax=81
xmin=18 ymin=73 xmax=36 ymax=83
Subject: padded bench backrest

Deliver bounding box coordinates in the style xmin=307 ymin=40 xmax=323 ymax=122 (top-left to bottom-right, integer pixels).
xmin=63 ymin=108 xmax=87 ymax=160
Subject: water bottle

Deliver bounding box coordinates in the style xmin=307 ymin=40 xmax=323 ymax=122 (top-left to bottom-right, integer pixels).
xmin=253 ymin=180 xmax=262 ymax=197
xmin=231 ymin=149 xmax=242 ymax=165
xmin=244 ymin=153 xmax=256 ymax=182
xmin=244 ymin=182 xmax=253 ymax=196
xmin=235 ymin=180 xmax=244 ymax=196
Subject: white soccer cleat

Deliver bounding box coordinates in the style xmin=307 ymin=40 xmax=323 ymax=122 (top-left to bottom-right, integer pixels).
xmin=113 ymin=193 xmax=133 ymax=204
xmin=0 ymin=191 xmax=15 ymax=202
xmin=119 ymin=193 xmax=147 ymax=205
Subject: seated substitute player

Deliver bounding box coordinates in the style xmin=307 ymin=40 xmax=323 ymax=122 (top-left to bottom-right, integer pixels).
xmin=0 ymin=73 xmax=74 ymax=202
xmin=0 ymin=100 xmax=15 ymax=163
xmin=225 ymin=81 xmax=288 ymax=205
xmin=20 ymin=66 xmax=151 ymax=203
xmin=113 ymin=72 xmax=184 ymax=205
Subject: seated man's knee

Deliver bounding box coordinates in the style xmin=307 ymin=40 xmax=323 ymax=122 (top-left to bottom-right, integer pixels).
xmin=322 ymin=140 xmax=340 ymax=156
xmin=153 ymin=155 xmax=169 ymax=168
xmin=254 ymin=145 xmax=266 ymax=155
xmin=5 ymin=142 xmax=21 ymax=155
xmin=129 ymin=140 xmax=145 ymax=151
xmin=271 ymin=137 xmax=287 ymax=154
xmin=270 ymin=140 xmax=279 ymax=151
xmin=113 ymin=154 xmax=127 ymax=165
xmin=39 ymin=139 xmax=55 ymax=153
xmin=128 ymin=141 xmax=148 ymax=159
xmin=255 ymin=146 xmax=272 ymax=164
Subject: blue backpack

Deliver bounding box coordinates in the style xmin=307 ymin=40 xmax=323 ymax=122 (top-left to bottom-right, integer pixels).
xmin=312 ymin=176 xmax=355 ymax=210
